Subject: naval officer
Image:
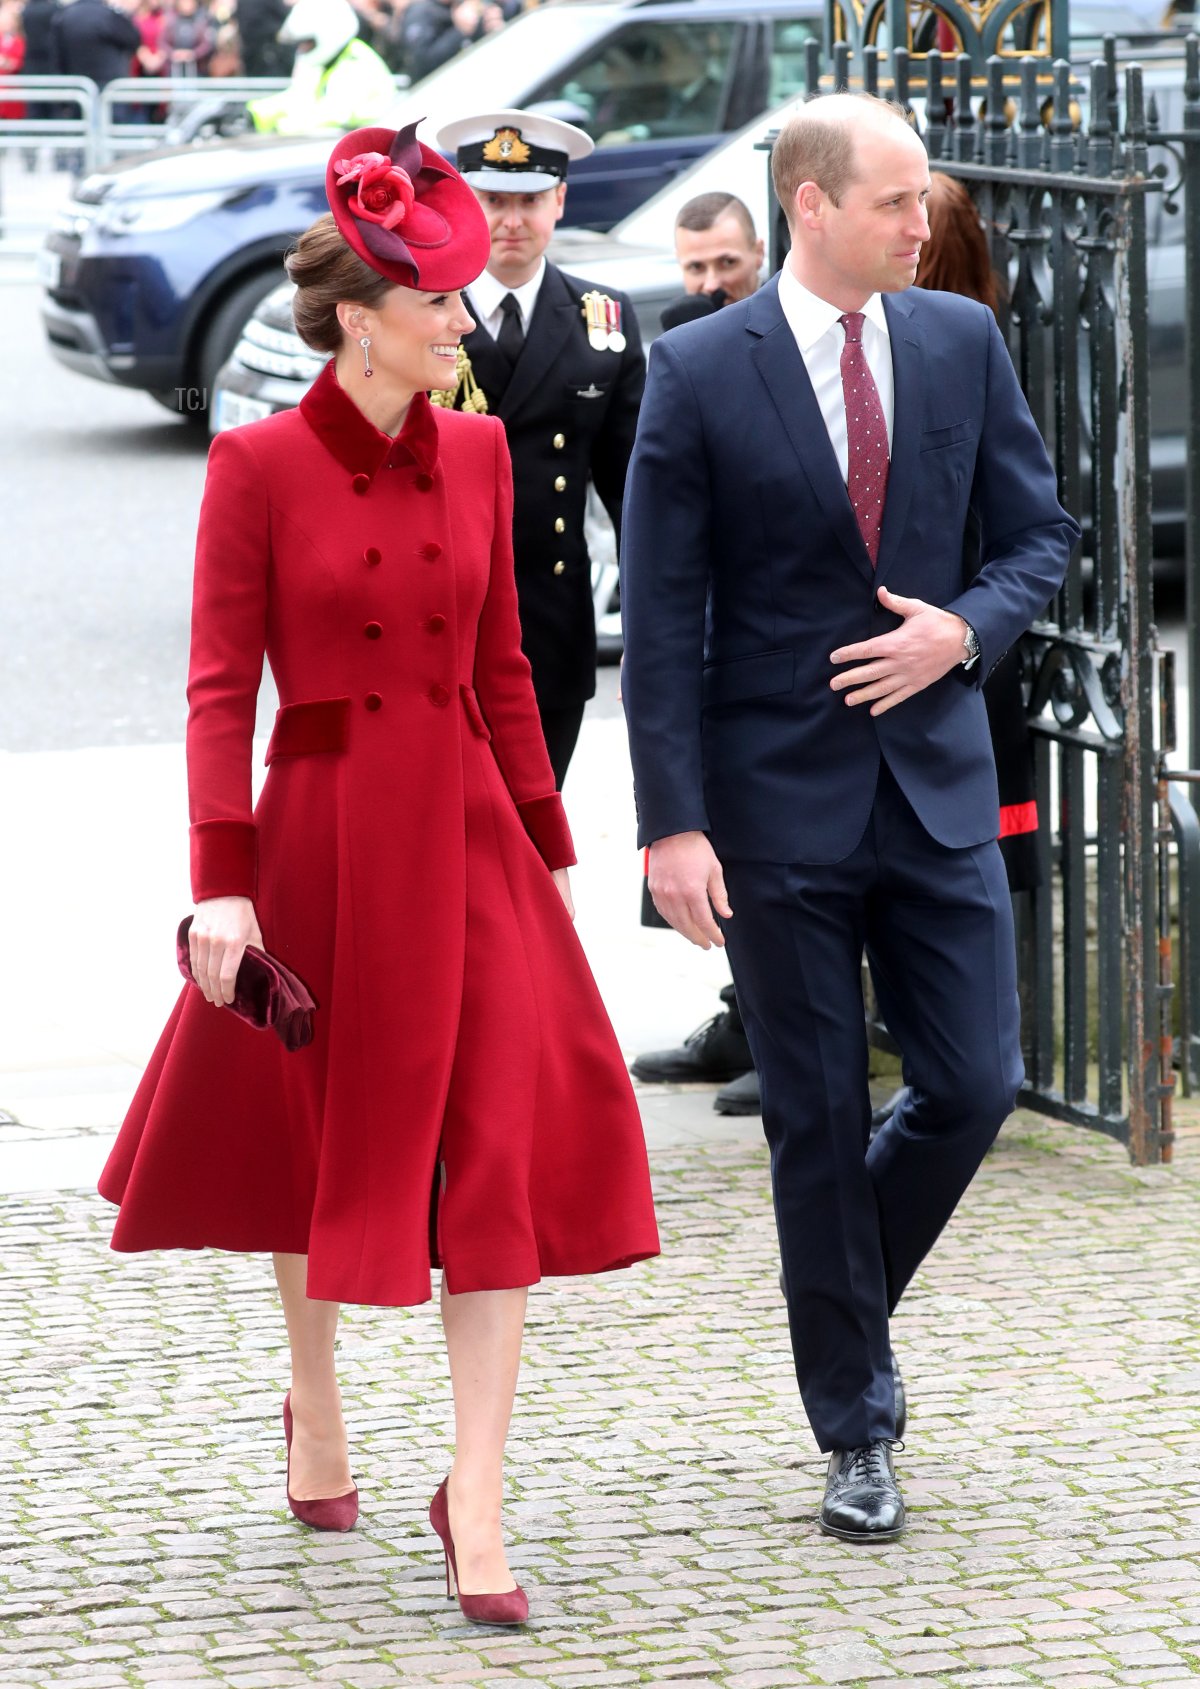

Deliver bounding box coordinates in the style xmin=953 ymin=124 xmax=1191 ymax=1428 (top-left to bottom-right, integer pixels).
xmin=435 ymin=108 xmax=645 ymax=787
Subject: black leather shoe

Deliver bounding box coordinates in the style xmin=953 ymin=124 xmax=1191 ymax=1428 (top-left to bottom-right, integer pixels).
xmin=819 ymin=1441 xmax=906 ymax=1542
xmin=714 ymin=1067 xmax=761 ymax=1114
xmin=631 ymin=1010 xmax=753 ymax=1084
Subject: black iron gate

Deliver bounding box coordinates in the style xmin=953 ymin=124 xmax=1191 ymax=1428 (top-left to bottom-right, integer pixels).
xmin=768 ymin=20 xmax=1200 ymax=1163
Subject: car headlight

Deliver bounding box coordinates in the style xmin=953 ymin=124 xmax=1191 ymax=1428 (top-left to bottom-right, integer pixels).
xmin=96 ymin=189 xmax=228 ymax=235
xmin=53 ymin=203 xmax=100 ymax=239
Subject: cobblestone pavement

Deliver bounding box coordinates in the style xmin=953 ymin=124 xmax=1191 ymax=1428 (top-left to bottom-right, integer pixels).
xmin=3 ymin=1108 xmax=1200 ymax=1689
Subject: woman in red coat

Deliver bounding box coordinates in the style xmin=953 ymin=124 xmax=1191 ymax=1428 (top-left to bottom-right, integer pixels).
xmin=100 ymin=122 xmax=660 ymax=1626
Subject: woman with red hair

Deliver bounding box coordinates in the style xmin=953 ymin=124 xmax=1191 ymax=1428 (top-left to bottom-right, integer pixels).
xmin=917 ymin=172 xmax=1041 ymax=893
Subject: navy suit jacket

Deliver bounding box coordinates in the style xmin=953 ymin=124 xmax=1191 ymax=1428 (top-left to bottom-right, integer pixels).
xmin=620 ymin=277 xmax=1080 ymax=863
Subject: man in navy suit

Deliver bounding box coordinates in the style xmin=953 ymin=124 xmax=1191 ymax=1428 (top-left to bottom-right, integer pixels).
xmin=621 ymin=94 xmax=1079 ymax=1541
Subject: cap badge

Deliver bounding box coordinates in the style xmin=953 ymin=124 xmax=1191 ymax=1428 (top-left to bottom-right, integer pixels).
xmin=482 ymin=127 xmax=531 ymax=167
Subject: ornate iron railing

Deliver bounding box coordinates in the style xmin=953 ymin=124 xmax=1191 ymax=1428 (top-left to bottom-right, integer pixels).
xmin=765 ymin=32 xmax=1199 ymax=1162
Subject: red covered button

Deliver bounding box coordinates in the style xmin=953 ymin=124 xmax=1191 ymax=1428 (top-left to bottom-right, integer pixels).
xmin=429 ymin=684 xmax=450 ymax=707
xmin=352 ymin=473 xmax=370 ymax=495
xmin=421 ymin=541 xmax=442 ymax=561
xmin=427 ymin=614 xmax=447 ymax=634
xmin=364 ymin=546 xmax=381 ymax=566
xmin=365 ymin=692 xmax=383 ymax=711
xmin=364 ymin=622 xmax=382 ymax=640
xmin=415 ymin=472 xmax=435 ymax=492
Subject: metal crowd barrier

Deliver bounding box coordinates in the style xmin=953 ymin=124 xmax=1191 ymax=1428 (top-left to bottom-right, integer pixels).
xmin=95 ymin=75 xmax=291 ymax=164
xmin=0 ymin=74 xmax=289 ymax=253
xmin=0 ymin=71 xmax=409 ymax=249
xmin=0 ymin=77 xmax=100 ymax=252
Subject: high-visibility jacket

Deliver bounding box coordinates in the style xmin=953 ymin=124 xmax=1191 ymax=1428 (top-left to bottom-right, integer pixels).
xmin=249 ymin=38 xmax=395 ymax=135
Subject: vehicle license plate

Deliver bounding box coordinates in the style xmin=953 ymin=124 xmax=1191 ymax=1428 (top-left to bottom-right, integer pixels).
xmin=37 ymin=248 xmax=62 ymax=291
xmin=213 ymin=390 xmax=274 ymax=432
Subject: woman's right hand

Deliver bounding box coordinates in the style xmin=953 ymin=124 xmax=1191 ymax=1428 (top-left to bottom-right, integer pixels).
xmin=189 ymin=897 xmax=263 ymax=1006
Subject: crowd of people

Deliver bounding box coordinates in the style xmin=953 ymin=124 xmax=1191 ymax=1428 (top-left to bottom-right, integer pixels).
xmin=0 ymin=0 xmax=539 ymax=101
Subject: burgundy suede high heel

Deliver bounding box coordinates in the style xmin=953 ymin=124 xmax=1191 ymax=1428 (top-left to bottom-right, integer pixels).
xmin=428 ymin=1479 xmax=528 ymax=1626
xmin=282 ymin=1391 xmax=359 ymax=1532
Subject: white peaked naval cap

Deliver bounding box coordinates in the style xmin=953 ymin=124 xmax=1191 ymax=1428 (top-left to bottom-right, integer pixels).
xmin=437 ymin=108 xmax=595 ymax=194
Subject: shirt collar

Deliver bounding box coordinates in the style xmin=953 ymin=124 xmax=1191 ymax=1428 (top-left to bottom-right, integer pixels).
xmin=468 ymin=257 xmax=546 ymax=327
xmin=777 ymin=260 xmax=890 ymax=352
xmin=299 ymin=359 xmax=439 ymax=481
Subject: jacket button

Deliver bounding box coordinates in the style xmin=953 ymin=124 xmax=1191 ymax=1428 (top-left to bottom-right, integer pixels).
xmin=427 ymin=613 xmax=447 ymax=634
xmin=415 ymin=472 xmax=434 ymax=492
xmin=421 ymin=541 xmax=442 ymax=561
xmin=365 ymin=692 xmax=383 ymax=711
xmin=364 ymin=546 xmax=381 ymax=566
xmin=352 ymin=473 xmax=370 ymax=495
xmin=553 ymin=432 xmax=565 ymax=449
xmin=554 ymin=475 xmax=566 ymax=492
xmin=553 ymin=561 xmax=565 ymax=576
xmin=554 ymin=517 xmax=565 ymax=534
xmin=429 ymin=683 xmax=450 ymax=707
xmin=364 ymin=621 xmax=382 ymax=640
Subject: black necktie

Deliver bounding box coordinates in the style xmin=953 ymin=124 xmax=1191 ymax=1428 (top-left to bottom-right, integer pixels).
xmin=496 ymin=292 xmax=525 ymax=369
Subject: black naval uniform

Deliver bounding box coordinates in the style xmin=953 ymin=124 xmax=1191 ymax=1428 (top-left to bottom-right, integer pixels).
xmin=456 ymin=264 xmax=645 ymax=787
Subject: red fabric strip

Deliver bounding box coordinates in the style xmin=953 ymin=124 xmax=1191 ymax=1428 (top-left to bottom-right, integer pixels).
xmin=999 ymin=800 xmax=1039 ymax=839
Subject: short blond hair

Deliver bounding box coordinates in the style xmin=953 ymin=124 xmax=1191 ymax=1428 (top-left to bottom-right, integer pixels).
xmin=771 ymin=92 xmax=911 ymax=222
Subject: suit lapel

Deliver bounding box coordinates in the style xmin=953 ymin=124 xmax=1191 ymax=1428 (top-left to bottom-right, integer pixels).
xmin=494 ymin=264 xmax=577 ymax=424
xmin=747 ymin=280 xmax=874 ymax=586
xmin=874 ymin=292 xmax=922 ymax=587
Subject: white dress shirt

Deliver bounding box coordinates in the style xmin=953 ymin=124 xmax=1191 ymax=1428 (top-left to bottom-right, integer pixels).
xmin=466 ymin=260 xmax=546 ymax=341
xmin=776 ymin=261 xmax=894 ymax=484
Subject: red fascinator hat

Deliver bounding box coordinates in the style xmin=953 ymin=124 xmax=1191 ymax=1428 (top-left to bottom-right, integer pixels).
xmin=325 ymin=120 xmax=490 ymax=291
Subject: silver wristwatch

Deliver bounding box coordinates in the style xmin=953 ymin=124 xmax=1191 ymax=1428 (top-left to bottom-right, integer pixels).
xmin=961 ymin=620 xmax=980 ymax=670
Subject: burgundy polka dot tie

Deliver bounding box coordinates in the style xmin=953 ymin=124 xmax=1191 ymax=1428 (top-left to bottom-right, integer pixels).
xmin=839 ymin=312 xmax=889 ymax=567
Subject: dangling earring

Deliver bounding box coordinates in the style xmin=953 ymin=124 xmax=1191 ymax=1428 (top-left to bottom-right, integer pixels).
xmin=359 ymin=335 xmax=373 ymax=378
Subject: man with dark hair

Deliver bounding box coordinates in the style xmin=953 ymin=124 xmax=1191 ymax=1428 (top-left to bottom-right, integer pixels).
xmin=623 ymin=93 xmax=1077 ymax=1541
xmin=659 ymin=190 xmax=765 ymax=332
xmin=675 ymin=191 xmax=764 ymax=304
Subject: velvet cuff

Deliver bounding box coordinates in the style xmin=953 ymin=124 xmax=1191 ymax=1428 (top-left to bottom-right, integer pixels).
xmin=517 ymin=794 xmax=576 ymax=871
xmin=190 ymin=818 xmax=259 ymax=902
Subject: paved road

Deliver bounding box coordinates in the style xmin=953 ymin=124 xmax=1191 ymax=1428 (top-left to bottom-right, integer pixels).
xmin=2 ymin=1111 xmax=1200 ymax=1687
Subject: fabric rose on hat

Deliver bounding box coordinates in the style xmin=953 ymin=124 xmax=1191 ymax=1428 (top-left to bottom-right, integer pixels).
xmin=334 ymin=151 xmax=415 ymax=231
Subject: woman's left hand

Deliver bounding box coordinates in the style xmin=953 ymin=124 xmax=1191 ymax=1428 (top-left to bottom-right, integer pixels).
xmin=552 ymin=867 xmax=575 ymax=921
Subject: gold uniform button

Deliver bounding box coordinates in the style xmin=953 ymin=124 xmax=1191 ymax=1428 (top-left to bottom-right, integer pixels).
xmin=554 ymin=475 xmax=566 ymax=492
xmin=553 ymin=561 xmax=565 ymax=576
xmin=553 ymin=433 xmax=565 ymax=449
xmin=554 ymin=517 xmax=565 ymax=534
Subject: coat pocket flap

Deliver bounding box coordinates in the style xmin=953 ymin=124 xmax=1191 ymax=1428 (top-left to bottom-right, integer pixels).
xmin=460 ymin=684 xmax=492 ymax=741
xmin=919 ymin=420 xmax=973 ymax=451
xmin=702 ymin=649 xmax=795 ymax=708
xmin=265 ymin=697 xmax=351 ymax=765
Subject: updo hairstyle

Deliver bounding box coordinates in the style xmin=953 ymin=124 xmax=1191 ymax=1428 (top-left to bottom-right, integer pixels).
xmin=285 ymin=213 xmax=393 ymax=355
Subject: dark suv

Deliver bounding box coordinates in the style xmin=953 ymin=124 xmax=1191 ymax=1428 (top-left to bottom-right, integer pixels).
xmin=38 ymin=0 xmax=822 ymax=421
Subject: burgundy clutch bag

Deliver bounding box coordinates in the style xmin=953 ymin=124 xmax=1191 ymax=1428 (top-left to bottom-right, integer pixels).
xmin=176 ymin=916 xmax=318 ymax=1052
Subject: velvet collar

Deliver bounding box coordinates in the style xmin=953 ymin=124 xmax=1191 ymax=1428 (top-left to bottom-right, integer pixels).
xmin=299 ymin=360 xmax=440 ymax=480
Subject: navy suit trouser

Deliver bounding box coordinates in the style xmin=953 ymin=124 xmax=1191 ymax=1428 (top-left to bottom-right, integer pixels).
xmin=721 ymin=759 xmax=1023 ymax=1453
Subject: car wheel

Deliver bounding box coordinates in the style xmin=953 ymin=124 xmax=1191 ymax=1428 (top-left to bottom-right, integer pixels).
xmin=190 ymin=271 xmax=282 ymax=423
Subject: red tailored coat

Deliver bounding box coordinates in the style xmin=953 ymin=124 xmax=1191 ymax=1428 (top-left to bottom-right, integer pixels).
xmin=99 ymin=362 xmax=660 ymax=1306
